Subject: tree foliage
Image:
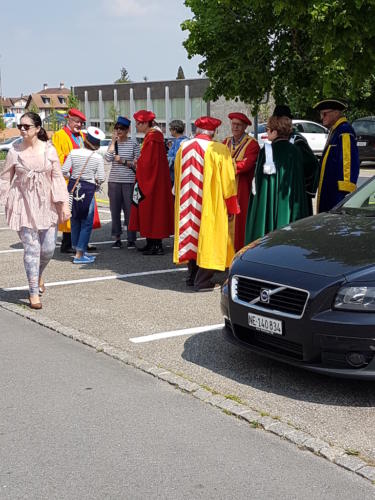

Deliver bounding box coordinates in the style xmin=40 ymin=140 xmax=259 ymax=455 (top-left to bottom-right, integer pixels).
xmin=176 ymin=66 xmax=185 ymax=79
xmin=67 ymin=91 xmax=79 ymax=110
xmin=0 ymin=105 xmax=5 ymax=131
xmin=115 ymin=67 xmax=131 ymax=83
xmin=182 ymin=0 xmax=375 ymax=116
xmin=28 ymin=102 xmax=40 ymax=114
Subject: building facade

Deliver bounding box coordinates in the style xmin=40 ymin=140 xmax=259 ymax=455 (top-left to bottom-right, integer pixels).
xmin=73 ymin=78 xmax=256 ymax=140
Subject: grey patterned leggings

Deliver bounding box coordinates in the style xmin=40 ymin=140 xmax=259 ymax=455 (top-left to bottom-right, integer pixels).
xmin=18 ymin=226 xmax=57 ymax=296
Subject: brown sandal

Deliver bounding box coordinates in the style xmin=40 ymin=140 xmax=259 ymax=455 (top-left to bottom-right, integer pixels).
xmin=29 ymin=297 xmax=42 ymax=310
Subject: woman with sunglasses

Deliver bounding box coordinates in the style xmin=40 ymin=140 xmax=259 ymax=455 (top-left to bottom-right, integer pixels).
xmin=0 ymin=112 xmax=70 ymax=309
xmin=105 ymin=117 xmax=140 ymax=249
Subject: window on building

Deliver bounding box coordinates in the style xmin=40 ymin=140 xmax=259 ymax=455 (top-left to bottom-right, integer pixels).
xmin=153 ymin=99 xmax=165 ymax=120
xmin=58 ymin=96 xmax=65 ymax=104
xmin=134 ymin=99 xmax=147 ymax=112
xmin=191 ymin=98 xmax=207 ymax=120
xmin=118 ymin=100 xmax=130 ymax=117
xmin=171 ymin=98 xmax=185 ymax=119
xmin=89 ymin=101 xmax=99 ymax=119
xmin=41 ymin=96 xmax=50 ymax=104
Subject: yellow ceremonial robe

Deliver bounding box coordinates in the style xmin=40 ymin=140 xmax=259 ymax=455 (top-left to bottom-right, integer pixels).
xmin=52 ymin=128 xmax=85 ymax=232
xmin=173 ymin=140 xmax=237 ymax=271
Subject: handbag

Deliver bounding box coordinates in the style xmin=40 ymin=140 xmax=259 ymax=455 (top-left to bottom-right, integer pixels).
xmin=68 ymin=152 xmax=94 ymax=210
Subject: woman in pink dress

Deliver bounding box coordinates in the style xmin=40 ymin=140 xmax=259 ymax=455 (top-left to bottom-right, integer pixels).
xmin=0 ymin=112 xmax=70 ymax=309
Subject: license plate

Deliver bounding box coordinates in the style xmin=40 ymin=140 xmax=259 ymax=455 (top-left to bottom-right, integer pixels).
xmin=248 ymin=312 xmax=283 ymax=336
xmin=357 ymin=141 xmax=367 ymax=147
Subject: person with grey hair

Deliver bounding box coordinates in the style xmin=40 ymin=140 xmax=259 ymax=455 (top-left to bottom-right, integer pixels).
xmin=167 ymin=120 xmax=188 ymax=185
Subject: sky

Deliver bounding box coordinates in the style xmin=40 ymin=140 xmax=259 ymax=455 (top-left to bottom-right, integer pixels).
xmin=0 ymin=0 xmax=202 ymax=97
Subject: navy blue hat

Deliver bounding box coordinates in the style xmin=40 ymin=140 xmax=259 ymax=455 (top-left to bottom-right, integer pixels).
xmin=116 ymin=116 xmax=131 ymax=128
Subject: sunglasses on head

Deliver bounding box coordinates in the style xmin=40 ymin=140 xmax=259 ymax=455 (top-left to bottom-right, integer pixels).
xmin=17 ymin=124 xmax=35 ymax=131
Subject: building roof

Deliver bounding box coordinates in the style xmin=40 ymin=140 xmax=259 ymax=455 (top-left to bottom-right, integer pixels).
xmin=37 ymin=87 xmax=70 ymax=95
xmin=26 ymin=93 xmax=69 ymax=110
xmin=0 ymin=97 xmax=13 ymax=107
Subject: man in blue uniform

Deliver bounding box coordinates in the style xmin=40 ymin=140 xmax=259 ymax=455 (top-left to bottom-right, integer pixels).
xmin=313 ymin=98 xmax=359 ymax=213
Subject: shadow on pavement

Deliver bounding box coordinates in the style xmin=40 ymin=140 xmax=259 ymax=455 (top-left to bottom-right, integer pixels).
xmin=181 ymin=328 xmax=375 ymax=408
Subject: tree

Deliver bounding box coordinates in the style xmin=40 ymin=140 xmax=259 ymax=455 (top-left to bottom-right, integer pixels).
xmin=115 ymin=67 xmax=131 ymax=83
xmin=28 ymin=102 xmax=40 ymax=114
xmin=0 ymin=104 xmax=5 ymax=132
xmin=182 ymin=1 xmax=375 ymax=116
xmin=108 ymin=103 xmax=120 ymax=132
xmin=176 ymin=66 xmax=185 ymax=79
xmin=67 ymin=91 xmax=79 ymax=110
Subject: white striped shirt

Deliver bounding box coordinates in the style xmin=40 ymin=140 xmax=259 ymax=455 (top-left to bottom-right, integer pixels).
xmin=62 ymin=149 xmax=105 ymax=185
xmin=105 ymin=138 xmax=140 ymax=183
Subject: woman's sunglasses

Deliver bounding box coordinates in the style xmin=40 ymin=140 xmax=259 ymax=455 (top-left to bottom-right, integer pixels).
xmin=17 ymin=124 xmax=35 ymax=131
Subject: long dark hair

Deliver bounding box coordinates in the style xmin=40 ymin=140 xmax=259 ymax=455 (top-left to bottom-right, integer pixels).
xmin=21 ymin=112 xmax=49 ymax=142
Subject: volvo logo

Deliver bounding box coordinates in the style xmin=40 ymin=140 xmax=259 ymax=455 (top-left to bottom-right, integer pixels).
xmin=260 ymin=288 xmax=271 ymax=303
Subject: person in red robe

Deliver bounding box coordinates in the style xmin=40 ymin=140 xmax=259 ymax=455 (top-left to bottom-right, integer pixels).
xmin=223 ymin=112 xmax=260 ymax=251
xmin=129 ymin=110 xmax=174 ymax=255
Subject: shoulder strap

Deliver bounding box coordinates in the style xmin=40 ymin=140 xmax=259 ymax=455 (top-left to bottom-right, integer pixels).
xmin=69 ymin=152 xmax=95 ymax=194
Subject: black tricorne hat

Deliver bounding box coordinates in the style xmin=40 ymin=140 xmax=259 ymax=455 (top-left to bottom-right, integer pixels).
xmin=272 ymin=105 xmax=293 ymax=119
xmin=313 ymin=99 xmax=348 ymax=112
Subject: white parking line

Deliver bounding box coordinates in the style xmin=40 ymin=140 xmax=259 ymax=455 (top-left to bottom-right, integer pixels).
xmin=0 ymin=238 xmax=146 ymax=255
xmin=2 ymin=267 xmax=188 ymax=292
xmin=129 ymin=324 xmax=225 ymax=343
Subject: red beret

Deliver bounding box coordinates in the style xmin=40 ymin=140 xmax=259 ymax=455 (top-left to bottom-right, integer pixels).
xmin=133 ymin=110 xmax=156 ymax=122
xmin=228 ymin=112 xmax=252 ymax=126
xmin=68 ymin=108 xmax=86 ymax=121
xmin=194 ymin=116 xmax=222 ymax=131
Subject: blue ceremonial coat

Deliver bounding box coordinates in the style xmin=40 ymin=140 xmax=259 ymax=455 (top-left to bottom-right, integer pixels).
xmin=317 ymin=118 xmax=359 ymax=213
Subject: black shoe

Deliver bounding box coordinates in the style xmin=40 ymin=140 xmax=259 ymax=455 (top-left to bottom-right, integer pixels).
xmin=185 ymin=278 xmax=195 ymax=287
xmin=112 ymin=240 xmax=123 ymax=249
xmin=127 ymin=241 xmax=136 ymax=249
xmin=86 ymin=245 xmax=97 ymax=252
xmin=143 ymin=243 xmax=164 ymax=256
xmin=137 ymin=242 xmax=152 ymax=252
xmin=60 ymin=246 xmax=74 ymax=254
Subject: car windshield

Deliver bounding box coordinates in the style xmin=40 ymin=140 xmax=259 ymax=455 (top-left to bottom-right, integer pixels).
xmin=352 ymin=120 xmax=375 ymax=135
xmin=335 ymin=178 xmax=375 ymax=216
xmin=1 ymin=137 xmax=18 ymax=145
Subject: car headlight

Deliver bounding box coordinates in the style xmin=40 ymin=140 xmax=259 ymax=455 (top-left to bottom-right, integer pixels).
xmin=334 ymin=286 xmax=375 ymax=311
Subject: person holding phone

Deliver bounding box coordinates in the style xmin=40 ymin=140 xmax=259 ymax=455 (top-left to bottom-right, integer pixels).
xmin=105 ymin=117 xmax=140 ymax=249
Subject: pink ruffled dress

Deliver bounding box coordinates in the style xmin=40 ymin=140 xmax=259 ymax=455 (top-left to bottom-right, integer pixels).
xmin=0 ymin=141 xmax=69 ymax=231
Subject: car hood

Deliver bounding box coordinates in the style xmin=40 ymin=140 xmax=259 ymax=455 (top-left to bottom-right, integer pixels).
xmin=241 ymin=213 xmax=375 ymax=278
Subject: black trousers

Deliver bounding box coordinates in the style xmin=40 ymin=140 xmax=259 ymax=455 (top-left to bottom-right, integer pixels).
xmin=187 ymin=260 xmax=215 ymax=289
xmin=61 ymin=232 xmax=72 ymax=251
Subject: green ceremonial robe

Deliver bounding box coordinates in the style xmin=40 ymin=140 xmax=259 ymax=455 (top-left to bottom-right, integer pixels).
xmin=292 ymin=132 xmax=319 ymax=216
xmin=244 ymin=139 xmax=309 ymax=244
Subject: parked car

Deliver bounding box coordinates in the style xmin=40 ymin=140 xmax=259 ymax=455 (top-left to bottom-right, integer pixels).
xmin=98 ymin=138 xmax=111 ymax=157
xmin=254 ymin=120 xmax=328 ymax=156
xmin=352 ymin=116 xmax=375 ymax=162
xmin=221 ymin=176 xmax=375 ymax=379
xmin=0 ymin=136 xmax=22 ymax=152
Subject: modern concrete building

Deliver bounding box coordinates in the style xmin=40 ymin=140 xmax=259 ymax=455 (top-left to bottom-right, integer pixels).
xmin=72 ymin=78 xmax=255 ymax=140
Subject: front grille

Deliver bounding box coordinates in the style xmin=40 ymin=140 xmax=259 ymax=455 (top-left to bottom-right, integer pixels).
xmin=234 ymin=325 xmax=303 ymax=360
xmin=233 ymin=276 xmax=309 ymax=318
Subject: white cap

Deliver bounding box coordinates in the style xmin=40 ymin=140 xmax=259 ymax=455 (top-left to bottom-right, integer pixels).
xmin=86 ymin=126 xmax=105 ymax=146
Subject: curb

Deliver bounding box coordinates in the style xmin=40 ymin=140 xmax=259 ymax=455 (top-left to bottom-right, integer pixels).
xmin=1 ymin=299 xmax=375 ymax=485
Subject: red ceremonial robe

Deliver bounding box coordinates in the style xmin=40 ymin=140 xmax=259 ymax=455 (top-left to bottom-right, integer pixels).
xmin=223 ymin=135 xmax=259 ymax=251
xmin=129 ymin=128 xmax=174 ymax=238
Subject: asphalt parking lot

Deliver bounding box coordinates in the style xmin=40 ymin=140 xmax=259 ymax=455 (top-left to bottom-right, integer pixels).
xmin=0 ymin=165 xmax=374 ymax=468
